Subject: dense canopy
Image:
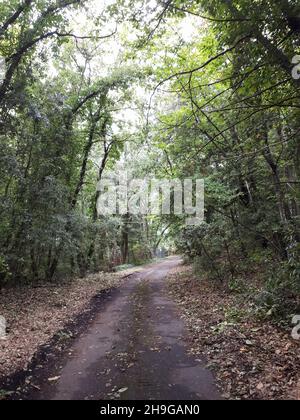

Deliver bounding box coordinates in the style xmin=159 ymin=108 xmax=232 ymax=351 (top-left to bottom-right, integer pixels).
xmin=0 ymin=0 xmax=299 ymax=312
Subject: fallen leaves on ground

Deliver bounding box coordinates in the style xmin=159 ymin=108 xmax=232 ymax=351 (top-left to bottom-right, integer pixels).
xmin=167 ymin=265 xmax=300 ymax=400
xmin=0 ymin=269 xmax=135 ymax=380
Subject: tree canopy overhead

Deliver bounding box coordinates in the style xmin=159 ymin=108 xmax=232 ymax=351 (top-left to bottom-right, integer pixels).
xmin=0 ymin=0 xmax=299 ymax=309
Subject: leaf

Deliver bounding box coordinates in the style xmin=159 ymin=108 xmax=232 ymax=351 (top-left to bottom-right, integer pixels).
xmin=118 ymin=387 xmax=128 ymax=394
xmin=257 ymin=383 xmax=264 ymax=391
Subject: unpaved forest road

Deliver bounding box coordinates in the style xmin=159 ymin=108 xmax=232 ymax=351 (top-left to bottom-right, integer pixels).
xmin=25 ymin=257 xmax=220 ymax=400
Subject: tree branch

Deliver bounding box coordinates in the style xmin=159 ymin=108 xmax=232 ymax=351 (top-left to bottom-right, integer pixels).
xmin=166 ymin=3 xmax=258 ymax=23
xmin=0 ymin=0 xmax=33 ymax=36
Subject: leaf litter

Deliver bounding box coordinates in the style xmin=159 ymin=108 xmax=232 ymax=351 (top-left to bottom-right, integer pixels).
xmin=0 ymin=269 xmax=135 ymax=382
xmin=167 ymin=265 xmax=300 ymax=400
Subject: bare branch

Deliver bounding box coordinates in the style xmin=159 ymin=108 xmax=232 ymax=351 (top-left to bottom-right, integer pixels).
xmin=55 ymin=28 xmax=117 ymax=41
xmin=146 ymin=0 xmax=173 ymax=42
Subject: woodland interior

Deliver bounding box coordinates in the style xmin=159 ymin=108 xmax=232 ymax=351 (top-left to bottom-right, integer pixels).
xmin=0 ymin=0 xmax=299 ymax=402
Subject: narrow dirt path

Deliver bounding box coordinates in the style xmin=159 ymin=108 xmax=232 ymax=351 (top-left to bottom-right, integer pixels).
xmin=23 ymin=257 xmax=220 ymax=400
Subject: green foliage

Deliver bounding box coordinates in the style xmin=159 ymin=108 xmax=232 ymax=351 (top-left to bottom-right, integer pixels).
xmin=123 ymin=0 xmax=300 ymax=312
xmin=0 ymin=0 xmax=146 ymax=283
xmin=0 ymin=0 xmax=299 ymax=321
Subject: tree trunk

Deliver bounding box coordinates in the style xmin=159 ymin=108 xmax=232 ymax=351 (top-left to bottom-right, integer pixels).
xmin=121 ymin=215 xmax=129 ymax=265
